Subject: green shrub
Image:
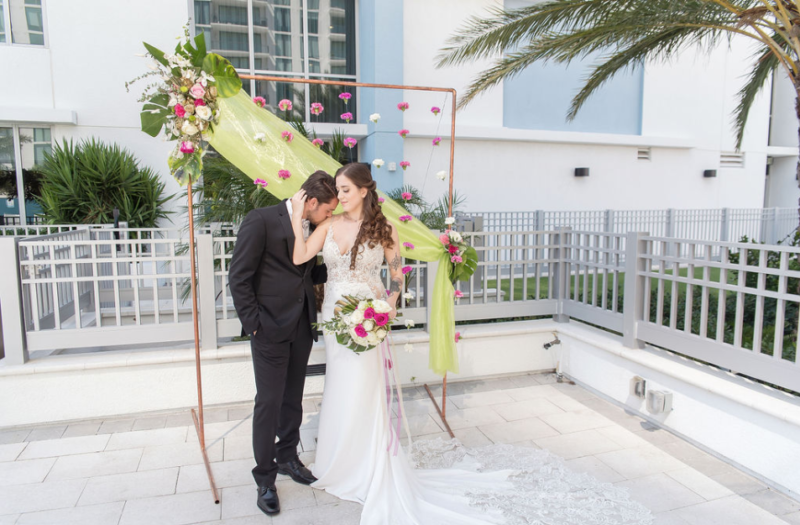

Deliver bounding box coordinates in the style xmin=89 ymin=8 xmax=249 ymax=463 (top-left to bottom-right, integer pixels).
xmin=36 ymin=139 xmax=173 ymax=228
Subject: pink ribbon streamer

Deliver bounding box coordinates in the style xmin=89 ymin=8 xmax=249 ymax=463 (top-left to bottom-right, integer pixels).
xmin=381 ymin=340 xmax=403 ymax=456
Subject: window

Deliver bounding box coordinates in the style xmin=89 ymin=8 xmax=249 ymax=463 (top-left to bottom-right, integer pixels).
xmin=3 ymin=0 xmax=45 ymax=46
xmin=0 ymin=126 xmax=51 ymax=224
xmin=193 ymin=0 xmax=356 ymax=122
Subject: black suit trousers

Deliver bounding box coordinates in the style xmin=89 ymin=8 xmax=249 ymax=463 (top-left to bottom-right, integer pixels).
xmin=250 ymin=299 xmax=313 ymax=488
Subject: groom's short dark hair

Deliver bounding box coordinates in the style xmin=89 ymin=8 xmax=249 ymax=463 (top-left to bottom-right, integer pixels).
xmin=302 ymin=171 xmax=337 ymax=204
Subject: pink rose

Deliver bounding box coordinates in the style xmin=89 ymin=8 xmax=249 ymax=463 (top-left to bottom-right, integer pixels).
xmin=398 ymin=129 xmax=409 ymax=138
xmin=310 ymin=102 xmax=324 ymax=115
xmin=401 ymin=192 xmax=412 ymax=201
xmin=281 ymin=131 xmax=293 ymax=143
xmin=363 ymin=307 xmax=376 ymax=320
xmin=431 ymin=106 xmax=441 ymax=115
xmin=454 ymin=290 xmax=464 ymax=298
xmin=402 ymin=242 xmax=414 ymax=250
xmin=278 ymin=169 xmax=291 ymax=180
xmin=179 ymin=141 xmax=195 ymax=154
xmin=253 ymin=96 xmax=266 ymax=107
xmin=189 ymin=83 xmax=205 ymax=99
xmin=341 ymin=112 xmax=353 ymax=123
xmin=354 ymin=324 xmax=367 ymax=338
xmin=374 ymin=313 xmax=389 ymax=326
xmin=397 ymin=102 xmax=409 ymax=111
xmin=439 ymin=233 xmax=449 ymax=244
xmin=454 ymin=332 xmax=461 ymax=343
xmin=448 ymin=244 xmax=458 ymax=254
xmin=174 ymin=104 xmax=186 ymax=118
xmin=194 ymin=98 xmax=206 ymax=106
xmin=312 ymin=138 xmax=324 ymax=147
xmin=432 ymin=137 xmax=441 ymax=146
xmin=402 ymin=266 xmax=412 ymax=275
xmin=278 ymin=99 xmax=292 ymax=111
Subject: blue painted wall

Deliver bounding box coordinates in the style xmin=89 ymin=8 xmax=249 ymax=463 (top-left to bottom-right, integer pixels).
xmin=358 ymin=0 xmax=404 ymax=193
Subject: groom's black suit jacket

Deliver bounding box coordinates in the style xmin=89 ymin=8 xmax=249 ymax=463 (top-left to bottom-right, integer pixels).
xmin=229 ymin=201 xmax=326 ymax=344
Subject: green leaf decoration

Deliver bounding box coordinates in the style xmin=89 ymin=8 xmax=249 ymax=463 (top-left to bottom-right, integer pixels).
xmin=140 ymin=93 xmax=171 ymax=137
xmin=143 ymin=42 xmax=169 ymax=68
xmin=185 ymin=33 xmax=207 ymax=68
xmin=452 ymin=245 xmax=479 ymax=282
xmin=202 ymin=53 xmax=242 ymax=98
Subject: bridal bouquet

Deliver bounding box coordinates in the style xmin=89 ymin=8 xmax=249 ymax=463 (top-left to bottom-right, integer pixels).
xmin=314 ymin=295 xmax=401 ymax=354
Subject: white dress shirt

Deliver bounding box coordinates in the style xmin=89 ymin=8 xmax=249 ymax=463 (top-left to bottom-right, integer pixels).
xmin=285 ymin=200 xmax=311 ymax=240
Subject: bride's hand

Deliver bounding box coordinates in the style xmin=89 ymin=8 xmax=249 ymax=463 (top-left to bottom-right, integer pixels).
xmin=388 ymin=308 xmax=397 ymax=320
xmin=291 ymin=190 xmax=307 ymax=222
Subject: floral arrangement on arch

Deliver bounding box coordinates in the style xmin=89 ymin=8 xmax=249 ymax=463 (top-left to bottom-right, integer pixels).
xmin=133 ymin=31 xmax=241 ymax=185
xmin=438 ymin=226 xmax=478 ymax=283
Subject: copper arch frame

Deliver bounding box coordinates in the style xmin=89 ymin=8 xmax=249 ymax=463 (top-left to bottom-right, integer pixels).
xmin=187 ymin=75 xmax=459 ymax=503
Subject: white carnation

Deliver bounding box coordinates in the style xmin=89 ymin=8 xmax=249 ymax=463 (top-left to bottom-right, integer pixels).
xmin=369 ymin=113 xmax=381 ymax=123
xmin=450 ymin=231 xmax=462 ymax=243
xmin=195 ymin=106 xmax=212 ymax=120
xmin=403 ymin=292 xmax=414 ymax=301
xmin=404 ymin=343 xmax=413 ymax=353
xmin=404 ymin=319 xmax=415 ymax=328
xmin=254 ymin=132 xmax=266 ymax=142
xmin=372 ymin=300 xmax=392 ymax=313
xmin=444 ymin=216 xmax=455 ymax=225
xmin=372 ymin=158 xmax=384 ymax=168
xmin=362 ymin=319 xmax=375 ymax=331
xmin=436 ymin=170 xmax=447 ymax=181
xmin=168 ymin=94 xmax=178 ymax=107
xmin=350 ymin=309 xmax=364 ymax=324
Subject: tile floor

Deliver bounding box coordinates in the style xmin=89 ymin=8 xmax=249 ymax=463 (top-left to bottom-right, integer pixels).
xmin=1 ymin=373 xmax=798 ymax=524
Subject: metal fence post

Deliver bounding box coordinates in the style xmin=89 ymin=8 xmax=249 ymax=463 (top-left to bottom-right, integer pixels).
xmin=425 ymin=259 xmax=439 ymax=329
xmin=551 ymin=227 xmax=570 ymax=323
xmin=0 ymin=237 xmax=28 ymax=364
xmin=720 ymin=207 xmax=730 ymax=243
xmin=771 ymin=207 xmax=780 ymax=245
xmin=196 ymin=234 xmax=218 ymax=350
xmin=605 ymin=209 xmax=615 ymax=233
xmin=535 ymin=210 xmax=545 ymax=232
xmin=623 ymin=231 xmax=647 ymax=349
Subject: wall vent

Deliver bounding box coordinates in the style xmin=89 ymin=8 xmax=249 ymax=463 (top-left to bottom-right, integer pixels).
xmin=720 ymin=151 xmax=745 ymax=168
xmin=637 ymin=147 xmax=651 ymax=161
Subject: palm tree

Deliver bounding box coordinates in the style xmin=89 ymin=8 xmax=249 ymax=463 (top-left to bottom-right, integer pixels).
xmin=437 ymin=0 xmax=800 ymax=183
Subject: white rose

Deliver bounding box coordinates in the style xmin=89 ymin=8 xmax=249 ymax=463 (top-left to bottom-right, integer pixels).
xmin=372 ymin=300 xmax=392 ymax=313
xmin=372 ymin=158 xmax=384 ymax=168
xmin=362 ymin=319 xmax=375 ymax=331
xmin=350 ymin=310 xmax=364 ymax=324
xmin=436 ymin=170 xmax=447 ymax=181
xmin=358 ymin=301 xmax=368 ymax=311
xmin=444 ymin=216 xmax=455 ymax=226
xmin=369 ymin=113 xmax=381 ymax=123
xmin=196 ymin=106 xmax=212 ymax=120
xmin=366 ymin=332 xmax=379 ymax=345
xmin=376 ymin=328 xmax=387 ymax=339
xmin=404 ymin=319 xmax=415 ymax=328
xmin=181 ymin=121 xmax=199 ymax=136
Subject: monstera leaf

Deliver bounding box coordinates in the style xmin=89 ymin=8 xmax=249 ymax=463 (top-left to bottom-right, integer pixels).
xmin=203 ymin=53 xmax=242 ymax=98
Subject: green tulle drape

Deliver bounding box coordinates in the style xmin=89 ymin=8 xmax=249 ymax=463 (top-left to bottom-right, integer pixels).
xmin=207 ymin=90 xmax=458 ymax=376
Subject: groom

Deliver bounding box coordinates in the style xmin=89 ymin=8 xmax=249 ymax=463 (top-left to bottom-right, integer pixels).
xmin=228 ymin=171 xmax=338 ymax=516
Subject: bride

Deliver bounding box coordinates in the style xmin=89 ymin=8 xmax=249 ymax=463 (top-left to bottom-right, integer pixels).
xmin=290 ymin=163 xmax=653 ymax=524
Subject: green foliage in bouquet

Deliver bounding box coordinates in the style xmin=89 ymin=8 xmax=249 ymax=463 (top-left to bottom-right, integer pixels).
xmin=314 ymin=295 xmax=401 ymax=354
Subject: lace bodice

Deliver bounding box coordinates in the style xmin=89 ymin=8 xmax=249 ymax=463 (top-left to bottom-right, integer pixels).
xmin=322 ymin=222 xmax=386 ymax=300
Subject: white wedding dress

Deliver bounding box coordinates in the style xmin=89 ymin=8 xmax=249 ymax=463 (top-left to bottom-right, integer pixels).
xmin=311 ymin=224 xmax=653 ymax=525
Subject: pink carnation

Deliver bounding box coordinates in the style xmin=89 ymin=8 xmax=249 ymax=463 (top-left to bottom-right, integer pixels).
xmin=448 ymin=244 xmax=459 ymax=254
xmin=253 ymin=96 xmax=266 ymax=108
xmin=281 ymin=130 xmax=294 ymax=143
xmin=439 ymin=233 xmax=449 ymax=244
xmin=339 ymin=92 xmax=352 ymax=102
xmin=312 ymin=138 xmax=324 ymax=147
xmin=374 ymin=313 xmax=389 ymax=327
xmin=401 ymin=192 xmax=412 ymax=201
xmin=398 ymin=129 xmax=409 ymax=138
xmin=378 ymin=197 xmax=385 ymax=203
xmin=451 ymin=255 xmax=463 ymax=263
xmin=310 ymin=102 xmax=324 ymax=115
xmin=278 ymin=169 xmax=291 ymax=180
xmin=402 ymin=266 xmax=412 ymax=275
xmin=432 ymin=137 xmax=441 ymax=146
xmin=179 ymin=141 xmax=195 ymax=154
xmin=399 ymin=161 xmax=410 ymax=170
xmin=402 ymin=242 xmax=414 ymax=250
xmin=343 ymin=137 xmax=357 ymax=148
xmin=454 ymin=290 xmax=464 ymax=298
xmin=454 ymin=332 xmax=461 ymax=343
xmin=431 ymin=106 xmax=441 ymax=115
xmin=174 ymin=104 xmax=186 ymax=118
xmin=189 ymin=83 xmax=205 ymax=99
xmin=194 ymin=98 xmax=206 ymax=106
xmin=399 ymin=215 xmax=412 ymax=222
xmin=253 ymin=178 xmax=268 ymax=188
xmin=397 ymin=102 xmax=409 ymax=111
xmin=278 ymin=99 xmax=292 ymax=111
xmin=354 ymin=324 xmax=367 ymax=338
xmin=341 ymin=112 xmax=353 ymax=123
xmin=363 ymin=307 xmax=376 ymax=320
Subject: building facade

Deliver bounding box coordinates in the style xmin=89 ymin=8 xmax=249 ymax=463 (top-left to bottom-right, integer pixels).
xmin=0 ymin=0 xmax=797 ymax=224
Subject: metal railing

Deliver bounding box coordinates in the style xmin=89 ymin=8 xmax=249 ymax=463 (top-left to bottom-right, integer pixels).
xmin=1 ymin=225 xmax=798 ymax=393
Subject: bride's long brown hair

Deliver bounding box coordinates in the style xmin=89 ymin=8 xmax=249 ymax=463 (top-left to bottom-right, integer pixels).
xmin=335 ymin=163 xmax=394 ymax=270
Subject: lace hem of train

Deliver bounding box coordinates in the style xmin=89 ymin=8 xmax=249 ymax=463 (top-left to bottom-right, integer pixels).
xmin=409 ymin=438 xmax=654 ymax=525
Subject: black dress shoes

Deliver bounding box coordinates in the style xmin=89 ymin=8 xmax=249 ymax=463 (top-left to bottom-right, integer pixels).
xmin=277 ymin=457 xmax=318 ymax=485
xmin=257 ymin=485 xmax=280 ymax=515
